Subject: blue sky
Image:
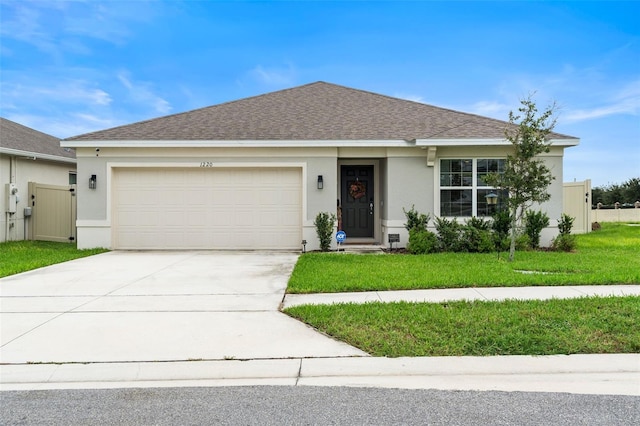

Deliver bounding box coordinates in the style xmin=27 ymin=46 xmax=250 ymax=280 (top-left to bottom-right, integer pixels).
xmin=1 ymin=0 xmax=638 ymax=187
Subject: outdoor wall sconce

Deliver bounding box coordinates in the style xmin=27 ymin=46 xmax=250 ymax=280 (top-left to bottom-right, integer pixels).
xmin=317 ymin=175 xmax=323 ymax=190
xmin=485 ymin=192 xmax=498 ymax=205
xmin=89 ymin=174 xmax=97 ymax=189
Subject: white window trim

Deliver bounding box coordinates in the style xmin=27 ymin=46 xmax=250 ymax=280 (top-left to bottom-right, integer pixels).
xmin=437 ymin=158 xmax=505 ymax=218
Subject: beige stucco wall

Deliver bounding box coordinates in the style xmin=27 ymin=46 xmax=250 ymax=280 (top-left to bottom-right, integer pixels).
xmin=75 ymin=147 xmax=342 ymax=250
xmin=72 ymin=144 xmax=568 ymax=250
xmin=1 ymin=154 xmax=75 ymax=242
xmin=382 ymin=153 xmax=432 ymax=246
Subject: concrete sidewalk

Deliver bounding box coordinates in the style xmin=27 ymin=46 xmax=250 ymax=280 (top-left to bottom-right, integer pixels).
xmin=282 ymin=284 xmax=640 ymax=308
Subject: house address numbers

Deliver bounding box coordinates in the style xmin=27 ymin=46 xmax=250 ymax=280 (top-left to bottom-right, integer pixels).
xmin=200 ymin=162 xmax=214 ymax=167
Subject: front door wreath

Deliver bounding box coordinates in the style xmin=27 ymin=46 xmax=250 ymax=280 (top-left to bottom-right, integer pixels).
xmin=348 ymin=180 xmax=366 ymax=199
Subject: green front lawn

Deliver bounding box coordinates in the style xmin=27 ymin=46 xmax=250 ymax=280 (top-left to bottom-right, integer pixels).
xmin=287 ymin=223 xmax=640 ymax=293
xmin=0 ymin=241 xmax=108 ymax=278
xmin=285 ymin=296 xmax=640 ymax=357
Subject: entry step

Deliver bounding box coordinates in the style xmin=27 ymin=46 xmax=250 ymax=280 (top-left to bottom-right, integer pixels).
xmin=338 ymin=244 xmax=385 ymax=254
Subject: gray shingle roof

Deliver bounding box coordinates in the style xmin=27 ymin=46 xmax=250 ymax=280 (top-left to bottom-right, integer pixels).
xmin=1 ymin=117 xmax=75 ymax=159
xmin=64 ymin=82 xmax=575 ymax=142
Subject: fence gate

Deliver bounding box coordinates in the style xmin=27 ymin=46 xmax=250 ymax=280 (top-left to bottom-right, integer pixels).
xmin=563 ymin=180 xmax=591 ymax=234
xmin=28 ymin=182 xmax=77 ymax=243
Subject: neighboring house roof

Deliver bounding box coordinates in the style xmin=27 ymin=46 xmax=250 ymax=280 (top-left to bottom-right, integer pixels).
xmin=1 ymin=117 xmax=75 ymax=162
xmin=63 ymin=81 xmax=577 ymax=143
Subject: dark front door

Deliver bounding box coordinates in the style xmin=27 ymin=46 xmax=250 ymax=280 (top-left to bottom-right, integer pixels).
xmin=341 ymin=165 xmax=374 ymax=238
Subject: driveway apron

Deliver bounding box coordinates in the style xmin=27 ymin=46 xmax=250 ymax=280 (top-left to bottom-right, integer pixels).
xmin=0 ymin=251 xmax=367 ymax=364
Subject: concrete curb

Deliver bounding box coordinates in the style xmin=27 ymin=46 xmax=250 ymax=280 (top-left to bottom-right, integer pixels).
xmin=2 ymin=354 xmax=638 ymax=395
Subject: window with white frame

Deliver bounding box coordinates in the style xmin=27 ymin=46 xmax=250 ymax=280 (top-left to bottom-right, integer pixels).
xmin=440 ymin=158 xmax=507 ymax=217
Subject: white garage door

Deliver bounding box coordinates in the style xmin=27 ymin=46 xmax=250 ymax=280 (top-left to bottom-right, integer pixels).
xmin=112 ymin=167 xmax=302 ymax=249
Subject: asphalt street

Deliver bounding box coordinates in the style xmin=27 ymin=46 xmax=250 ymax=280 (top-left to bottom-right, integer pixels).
xmin=2 ymin=386 xmax=639 ymax=426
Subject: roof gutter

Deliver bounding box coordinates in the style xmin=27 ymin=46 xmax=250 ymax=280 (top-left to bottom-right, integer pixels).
xmin=0 ymin=147 xmax=77 ymax=164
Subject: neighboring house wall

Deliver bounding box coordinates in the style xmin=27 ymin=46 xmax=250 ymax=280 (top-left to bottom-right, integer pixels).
xmin=1 ymin=154 xmax=75 ymax=242
xmin=0 ymin=155 xmax=10 ymax=221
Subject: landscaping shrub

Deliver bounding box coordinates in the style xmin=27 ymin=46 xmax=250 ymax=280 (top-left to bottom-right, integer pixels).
xmin=314 ymin=212 xmax=336 ymax=251
xmin=462 ymin=225 xmax=495 ymax=253
xmin=491 ymin=208 xmax=512 ymax=252
xmin=524 ymin=210 xmax=550 ymax=249
xmin=403 ymin=206 xmax=437 ymax=254
xmin=515 ymin=233 xmax=532 ymax=251
xmin=466 ymin=216 xmax=492 ymax=231
xmin=552 ymin=213 xmax=576 ymax=252
xmin=407 ymin=228 xmax=438 ymax=254
xmin=434 ymin=217 xmax=465 ymax=252
xmin=403 ymin=205 xmax=430 ymax=231
xmin=558 ymin=213 xmax=575 ymax=236
xmin=552 ymin=234 xmax=576 ymax=252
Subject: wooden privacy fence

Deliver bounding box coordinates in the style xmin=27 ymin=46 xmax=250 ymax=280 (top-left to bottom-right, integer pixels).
xmin=27 ymin=182 xmax=76 ymax=243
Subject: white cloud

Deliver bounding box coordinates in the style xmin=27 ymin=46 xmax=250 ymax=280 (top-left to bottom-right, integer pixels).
xmin=117 ymin=72 xmax=134 ymax=89
xmin=1 ymin=79 xmax=112 ymax=107
xmin=0 ymin=0 xmax=156 ymax=58
xmin=249 ymin=63 xmax=297 ymax=86
xmin=466 ymin=100 xmax=512 ymax=120
xmin=395 ymin=93 xmax=426 ymax=103
xmin=564 ymin=80 xmax=640 ymax=122
xmin=117 ymin=71 xmax=172 ymax=114
xmin=73 ymin=113 xmax=119 ymax=127
xmin=0 ymin=1 xmax=60 ymax=57
xmin=3 ymin=112 xmax=120 ymax=139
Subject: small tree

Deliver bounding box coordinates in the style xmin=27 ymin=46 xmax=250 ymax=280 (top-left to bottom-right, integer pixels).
xmin=485 ymin=95 xmax=557 ymax=261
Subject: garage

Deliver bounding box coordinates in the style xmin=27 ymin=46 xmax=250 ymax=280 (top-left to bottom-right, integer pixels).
xmin=112 ymin=167 xmax=302 ymax=250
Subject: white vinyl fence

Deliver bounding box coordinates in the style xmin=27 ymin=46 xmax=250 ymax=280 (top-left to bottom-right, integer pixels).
xmin=592 ymin=208 xmax=640 ymax=223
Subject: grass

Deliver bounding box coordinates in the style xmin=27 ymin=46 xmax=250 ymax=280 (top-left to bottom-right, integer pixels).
xmin=287 ymin=222 xmax=640 ymax=293
xmin=284 ymin=296 xmax=640 ymax=357
xmin=0 ymin=240 xmax=108 ymax=278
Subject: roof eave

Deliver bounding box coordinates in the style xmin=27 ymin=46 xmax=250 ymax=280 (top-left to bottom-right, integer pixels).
xmin=416 ymin=138 xmax=580 ymax=147
xmin=61 ymin=139 xmax=418 ymax=148
xmin=61 ymin=138 xmax=580 ymax=149
xmin=0 ymin=147 xmax=77 ymax=164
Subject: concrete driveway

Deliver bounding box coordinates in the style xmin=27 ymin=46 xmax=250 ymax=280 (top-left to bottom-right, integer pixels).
xmin=0 ymin=251 xmax=367 ymax=364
